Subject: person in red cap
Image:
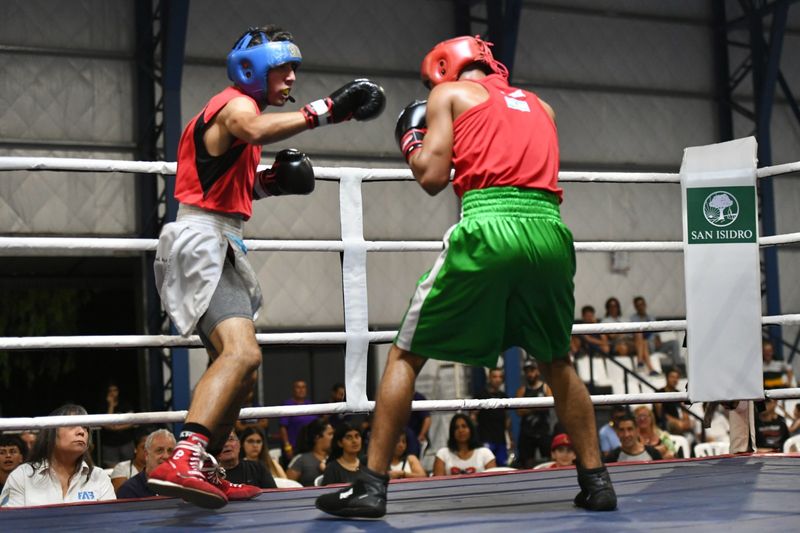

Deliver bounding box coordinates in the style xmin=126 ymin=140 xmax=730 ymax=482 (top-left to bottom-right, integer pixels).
xmin=316 ymin=34 xmax=617 ymax=518
xmin=550 ymin=433 xmax=577 ymax=468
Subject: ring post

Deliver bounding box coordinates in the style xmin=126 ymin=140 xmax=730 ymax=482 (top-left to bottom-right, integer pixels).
xmin=681 ymin=136 xmax=764 ymax=402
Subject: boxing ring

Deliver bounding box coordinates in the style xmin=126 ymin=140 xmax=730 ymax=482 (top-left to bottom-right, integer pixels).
xmin=1 ymin=147 xmax=800 ymax=528
xmin=1 ymin=456 xmax=799 ymax=530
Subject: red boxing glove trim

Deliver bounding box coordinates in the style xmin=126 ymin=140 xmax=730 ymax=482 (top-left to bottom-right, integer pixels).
xmin=301 ymin=98 xmax=333 ymax=129
xmin=400 ymin=128 xmax=426 ymax=161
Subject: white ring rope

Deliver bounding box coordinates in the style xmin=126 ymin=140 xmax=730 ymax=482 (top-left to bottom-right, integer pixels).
xmin=2 ymin=315 xmax=799 ymax=351
xmin=1 ymin=235 xmax=798 ymax=255
xmin=2 ymin=155 xmax=799 ymax=428
xmin=1 ymin=156 xmax=799 ymax=181
xmin=1 ymin=389 xmax=798 ymax=432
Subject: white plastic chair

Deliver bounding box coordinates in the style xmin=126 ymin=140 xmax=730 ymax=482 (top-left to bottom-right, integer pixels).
xmin=668 ymin=434 xmax=690 ymax=459
xmin=694 ymin=441 xmax=729 ymax=457
xmin=274 ymin=478 xmax=303 ymax=489
xmin=591 ymin=357 xmax=612 ymax=387
xmin=616 ymin=356 xmax=643 ymax=394
xmin=783 ymin=435 xmax=800 ymax=453
xmin=575 ymin=356 xmax=591 ymax=382
xmin=605 ymin=356 xmax=630 ymax=396
xmin=532 ymin=461 xmax=555 ymax=470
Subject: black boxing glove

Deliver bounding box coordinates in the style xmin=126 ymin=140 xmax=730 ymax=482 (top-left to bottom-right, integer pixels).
xmin=301 ymin=79 xmax=386 ymax=128
xmin=254 ymin=149 xmax=314 ymax=199
xmin=395 ymin=100 xmax=427 ymax=162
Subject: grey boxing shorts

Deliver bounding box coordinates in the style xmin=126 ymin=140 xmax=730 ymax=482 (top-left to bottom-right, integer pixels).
xmin=154 ymin=204 xmax=262 ymax=348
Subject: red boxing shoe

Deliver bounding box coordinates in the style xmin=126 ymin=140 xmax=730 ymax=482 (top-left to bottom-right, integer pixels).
xmin=201 ymin=459 xmax=262 ymax=501
xmin=147 ymin=441 xmax=228 ymax=509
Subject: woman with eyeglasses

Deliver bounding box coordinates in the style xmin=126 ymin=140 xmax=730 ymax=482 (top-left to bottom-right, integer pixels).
xmin=634 ymin=406 xmax=675 ymax=459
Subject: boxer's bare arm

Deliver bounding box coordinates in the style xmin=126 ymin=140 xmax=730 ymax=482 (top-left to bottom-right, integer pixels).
xmin=407 ymin=85 xmax=455 ymax=195
xmin=206 ymin=97 xmax=307 ymax=151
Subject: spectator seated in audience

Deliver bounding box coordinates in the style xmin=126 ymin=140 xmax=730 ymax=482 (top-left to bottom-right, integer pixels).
xmin=634 ymin=406 xmax=675 ymax=459
xmin=322 ymin=383 xmax=368 ymax=431
xmin=549 ymin=433 xmax=576 ymax=468
xmin=217 ymin=431 xmax=276 ymax=489
xmin=578 ymin=305 xmax=610 ymax=358
xmin=321 ymin=422 xmax=364 ymax=486
xmin=406 ymin=391 xmax=432 ymax=458
xmin=653 ymin=369 xmax=694 ymax=450
xmin=0 ymin=404 xmax=115 ymax=507
xmin=515 ymin=359 xmax=553 ymax=468
xmin=100 ymin=382 xmax=137 ymax=468
xmin=117 ymin=428 xmax=176 ymax=499
xmin=110 ymin=427 xmax=149 ymax=494
xmin=472 ymin=367 xmax=512 ymax=466
xmin=19 ymin=431 xmax=37 ymax=455
xmin=567 ymin=335 xmax=586 ymax=363
xmin=389 ymin=430 xmax=427 ymax=480
xmin=603 ymin=297 xmax=657 ymax=376
xmin=790 ymin=405 xmax=800 ymax=436
xmin=240 ymin=426 xmax=286 ymax=479
xmin=762 ymin=340 xmax=794 ymax=390
xmin=286 ymin=419 xmax=333 ymax=487
xmin=755 ymin=399 xmax=791 ymax=452
xmin=605 ymin=413 xmax=663 ymax=463
xmin=433 ymin=414 xmax=496 ymax=476
xmin=630 ymin=295 xmax=682 ymax=369
xmin=0 ymin=435 xmax=27 ymax=492
xmin=599 ymin=405 xmax=626 ymax=460
xmin=279 ymin=380 xmax=319 ymax=464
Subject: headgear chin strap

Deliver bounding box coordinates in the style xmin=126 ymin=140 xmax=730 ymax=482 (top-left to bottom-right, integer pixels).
xmin=420 ymin=35 xmax=508 ymax=88
xmin=227 ymin=31 xmax=302 ymax=106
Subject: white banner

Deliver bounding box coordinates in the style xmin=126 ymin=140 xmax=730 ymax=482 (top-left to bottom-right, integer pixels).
xmin=681 ymin=137 xmax=764 ymax=402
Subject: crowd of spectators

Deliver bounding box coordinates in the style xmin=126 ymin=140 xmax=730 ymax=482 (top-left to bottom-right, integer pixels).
xmin=1 ymin=318 xmax=797 ymax=509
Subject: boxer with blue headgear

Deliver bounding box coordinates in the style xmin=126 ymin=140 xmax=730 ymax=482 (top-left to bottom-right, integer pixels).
xmin=148 ymin=24 xmax=386 ymax=510
xmin=227 ymin=29 xmax=303 ymax=108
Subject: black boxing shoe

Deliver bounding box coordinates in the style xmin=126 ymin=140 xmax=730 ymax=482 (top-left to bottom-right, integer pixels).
xmin=574 ymin=465 xmax=617 ymax=511
xmin=315 ymin=467 xmax=389 ymax=518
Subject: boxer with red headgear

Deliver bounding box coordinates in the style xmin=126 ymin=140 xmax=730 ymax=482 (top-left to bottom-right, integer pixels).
xmin=317 ymin=35 xmax=617 ymax=518
xmin=147 ymin=25 xmax=385 ymax=510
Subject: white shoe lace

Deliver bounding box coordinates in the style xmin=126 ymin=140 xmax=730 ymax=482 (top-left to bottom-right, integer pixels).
xmin=198 ymin=453 xmax=227 ymax=485
xmin=174 ymin=441 xmax=224 ymax=481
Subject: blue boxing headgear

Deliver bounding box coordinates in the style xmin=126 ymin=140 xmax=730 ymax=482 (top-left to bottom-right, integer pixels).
xmin=226 ymin=31 xmax=302 ymax=106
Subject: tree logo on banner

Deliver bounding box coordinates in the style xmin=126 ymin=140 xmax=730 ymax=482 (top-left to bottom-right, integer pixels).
xmin=702 ymin=191 xmax=739 ymax=227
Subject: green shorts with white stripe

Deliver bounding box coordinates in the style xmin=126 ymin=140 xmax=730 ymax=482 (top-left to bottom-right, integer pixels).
xmin=394 ymin=187 xmax=575 ymax=368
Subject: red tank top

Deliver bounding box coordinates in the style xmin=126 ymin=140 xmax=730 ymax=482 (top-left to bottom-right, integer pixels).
xmin=451 ymin=74 xmax=562 ymax=200
xmin=174 ymin=86 xmax=262 ymax=219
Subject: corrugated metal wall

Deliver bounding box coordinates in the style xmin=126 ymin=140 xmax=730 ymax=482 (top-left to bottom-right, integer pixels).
xmin=0 ymin=0 xmax=798 ymax=333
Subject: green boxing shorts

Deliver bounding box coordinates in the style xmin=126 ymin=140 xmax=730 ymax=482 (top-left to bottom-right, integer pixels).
xmin=395 ymin=187 xmax=575 ymax=368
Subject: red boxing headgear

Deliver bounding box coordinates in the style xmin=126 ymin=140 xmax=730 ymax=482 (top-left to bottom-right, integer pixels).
xmin=420 ymin=35 xmax=509 ymax=88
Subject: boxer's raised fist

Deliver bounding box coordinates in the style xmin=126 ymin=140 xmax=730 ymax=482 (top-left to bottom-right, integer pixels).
xmin=301 ymin=79 xmax=386 ymax=128
xmin=395 ymin=100 xmax=427 ymax=162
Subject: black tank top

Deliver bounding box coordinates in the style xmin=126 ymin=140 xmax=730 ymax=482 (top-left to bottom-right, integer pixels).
xmin=521 ymin=383 xmax=550 ymax=432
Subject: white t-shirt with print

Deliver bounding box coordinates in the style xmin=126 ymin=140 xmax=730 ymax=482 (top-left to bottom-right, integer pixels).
xmin=435 ymin=447 xmax=495 ymax=475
